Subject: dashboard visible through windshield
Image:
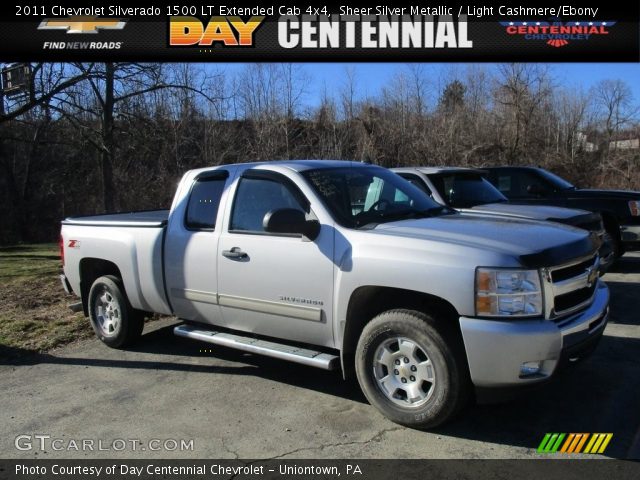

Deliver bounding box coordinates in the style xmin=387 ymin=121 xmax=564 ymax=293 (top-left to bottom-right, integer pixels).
xmin=303 ymin=166 xmax=449 ymax=228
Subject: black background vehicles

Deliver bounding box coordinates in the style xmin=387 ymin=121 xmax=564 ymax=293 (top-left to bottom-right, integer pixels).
xmin=485 ymin=167 xmax=640 ymax=258
xmin=392 ymin=167 xmax=613 ymax=271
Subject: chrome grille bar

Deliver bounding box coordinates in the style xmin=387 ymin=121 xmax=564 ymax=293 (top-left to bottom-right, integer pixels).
xmin=542 ymin=254 xmax=599 ymax=320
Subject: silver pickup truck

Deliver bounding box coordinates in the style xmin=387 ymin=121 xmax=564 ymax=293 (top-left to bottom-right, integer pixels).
xmin=60 ymin=161 xmax=609 ymax=428
xmin=392 ymin=167 xmax=614 ymax=272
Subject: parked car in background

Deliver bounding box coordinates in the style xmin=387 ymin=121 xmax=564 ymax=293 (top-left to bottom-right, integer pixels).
xmin=392 ymin=167 xmax=614 ymax=272
xmin=484 ymin=166 xmax=640 ymax=258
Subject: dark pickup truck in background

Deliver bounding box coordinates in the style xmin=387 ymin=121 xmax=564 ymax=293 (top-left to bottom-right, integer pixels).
xmin=485 ymin=166 xmax=640 ymax=258
xmin=392 ymin=167 xmax=613 ymax=272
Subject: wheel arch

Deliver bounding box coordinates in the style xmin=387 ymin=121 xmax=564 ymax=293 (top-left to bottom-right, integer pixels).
xmin=340 ymin=286 xmax=462 ymax=379
xmin=79 ymin=258 xmax=123 ymax=317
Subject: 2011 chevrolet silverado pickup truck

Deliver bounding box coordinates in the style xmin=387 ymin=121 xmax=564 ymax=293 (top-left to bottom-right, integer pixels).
xmin=391 ymin=166 xmax=614 ymax=272
xmin=485 ymin=166 xmax=640 ymax=258
xmin=60 ymin=161 xmax=610 ymax=428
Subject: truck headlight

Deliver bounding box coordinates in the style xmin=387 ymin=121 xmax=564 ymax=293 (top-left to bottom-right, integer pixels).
xmin=475 ymin=268 xmax=543 ymax=317
xmin=629 ymin=200 xmax=640 ymax=216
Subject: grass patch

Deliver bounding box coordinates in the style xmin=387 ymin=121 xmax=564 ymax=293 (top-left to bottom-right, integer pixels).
xmin=0 ymin=244 xmax=62 ymax=282
xmin=0 ymin=244 xmax=93 ymax=356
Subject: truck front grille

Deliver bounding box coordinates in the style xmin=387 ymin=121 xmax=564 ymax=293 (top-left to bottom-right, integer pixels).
xmin=551 ymin=257 xmax=595 ymax=282
xmin=545 ymin=254 xmax=599 ymax=320
xmin=554 ymin=284 xmax=597 ymax=313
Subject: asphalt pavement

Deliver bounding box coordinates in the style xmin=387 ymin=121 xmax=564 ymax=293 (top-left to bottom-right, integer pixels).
xmin=2 ymin=254 xmax=639 ymax=459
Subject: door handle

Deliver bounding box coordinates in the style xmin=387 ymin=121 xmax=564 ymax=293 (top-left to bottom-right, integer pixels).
xmin=222 ymin=247 xmax=248 ymax=259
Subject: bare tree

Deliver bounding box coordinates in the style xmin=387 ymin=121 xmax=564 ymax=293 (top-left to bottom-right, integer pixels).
xmin=556 ymin=87 xmax=590 ymax=161
xmin=494 ymin=64 xmax=553 ymax=163
xmin=592 ymin=79 xmax=638 ymax=152
xmin=51 ymin=63 xmax=221 ymax=211
xmin=406 ymin=64 xmax=430 ymax=117
xmin=340 ymin=66 xmax=359 ymax=121
xmin=0 ymin=63 xmax=99 ymax=124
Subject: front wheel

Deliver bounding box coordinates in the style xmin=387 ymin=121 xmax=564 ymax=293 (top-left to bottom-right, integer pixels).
xmin=355 ymin=309 xmax=469 ymax=429
xmin=88 ymin=275 xmax=144 ymax=348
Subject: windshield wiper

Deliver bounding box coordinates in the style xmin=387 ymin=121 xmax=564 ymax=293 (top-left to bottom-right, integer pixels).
xmin=355 ymin=206 xmax=454 ymax=229
xmin=421 ymin=205 xmax=456 ymax=216
xmin=387 ymin=205 xmax=457 ymax=219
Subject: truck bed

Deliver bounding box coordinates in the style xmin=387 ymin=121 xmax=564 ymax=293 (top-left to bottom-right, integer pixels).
xmin=62 ymin=209 xmax=169 ymax=227
xmin=61 ymin=208 xmax=171 ymax=315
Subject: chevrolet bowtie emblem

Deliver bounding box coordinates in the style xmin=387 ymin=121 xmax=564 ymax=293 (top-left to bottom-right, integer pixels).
xmin=38 ymin=16 xmax=126 ymax=34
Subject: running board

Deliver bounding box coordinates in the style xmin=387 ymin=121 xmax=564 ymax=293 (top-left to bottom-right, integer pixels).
xmin=174 ymin=324 xmax=339 ymax=370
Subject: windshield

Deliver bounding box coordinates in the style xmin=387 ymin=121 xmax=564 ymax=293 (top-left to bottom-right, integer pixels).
xmin=429 ymin=173 xmax=508 ymax=208
xmin=536 ymin=168 xmax=575 ymax=190
xmin=302 ymin=166 xmax=449 ymax=228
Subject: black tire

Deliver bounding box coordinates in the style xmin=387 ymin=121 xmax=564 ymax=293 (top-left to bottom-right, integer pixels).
xmin=88 ymin=275 xmax=144 ymax=348
xmin=355 ymin=309 xmax=469 ymax=429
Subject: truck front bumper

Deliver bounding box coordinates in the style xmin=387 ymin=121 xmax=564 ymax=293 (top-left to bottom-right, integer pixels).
xmin=459 ymin=280 xmax=609 ymax=388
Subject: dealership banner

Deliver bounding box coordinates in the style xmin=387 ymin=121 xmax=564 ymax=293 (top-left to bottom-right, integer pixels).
xmin=2 ymin=459 xmax=640 ymax=480
xmin=0 ymin=1 xmax=637 ymax=61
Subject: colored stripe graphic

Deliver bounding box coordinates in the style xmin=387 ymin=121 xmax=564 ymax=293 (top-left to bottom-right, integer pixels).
xmin=538 ymin=433 xmax=566 ymax=453
xmin=539 ymin=433 xmax=613 ymax=454
xmin=560 ymin=434 xmax=575 ymax=453
xmin=574 ymin=433 xmax=590 ymax=453
xmin=584 ymin=433 xmax=613 ymax=454
xmin=560 ymin=433 xmax=589 ymax=453
xmin=597 ymin=433 xmax=613 ymax=453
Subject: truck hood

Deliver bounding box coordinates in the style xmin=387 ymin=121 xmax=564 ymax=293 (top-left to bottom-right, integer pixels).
xmin=462 ymin=203 xmax=601 ymax=232
xmin=464 ymin=203 xmax=586 ymax=221
xmin=372 ymin=215 xmax=598 ymax=268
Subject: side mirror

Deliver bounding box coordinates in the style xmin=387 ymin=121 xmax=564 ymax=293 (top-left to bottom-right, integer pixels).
xmin=526 ymin=184 xmax=546 ymax=196
xmin=263 ymin=209 xmax=320 ymax=240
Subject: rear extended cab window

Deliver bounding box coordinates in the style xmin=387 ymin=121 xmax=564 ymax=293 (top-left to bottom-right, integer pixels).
xmin=185 ymin=172 xmax=228 ymax=230
xmin=429 ymin=173 xmax=506 ymax=208
xmin=491 ymin=170 xmax=547 ymax=199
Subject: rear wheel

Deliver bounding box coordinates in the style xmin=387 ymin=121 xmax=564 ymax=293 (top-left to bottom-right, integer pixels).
xmin=88 ymin=275 xmax=144 ymax=348
xmin=355 ymin=309 xmax=469 ymax=429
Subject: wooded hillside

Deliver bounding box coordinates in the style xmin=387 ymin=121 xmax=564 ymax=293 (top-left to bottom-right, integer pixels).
xmin=1 ymin=63 xmax=638 ymax=244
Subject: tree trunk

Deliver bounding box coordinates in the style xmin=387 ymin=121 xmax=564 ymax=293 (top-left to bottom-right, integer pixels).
xmin=0 ymin=142 xmax=27 ymax=243
xmin=101 ymin=62 xmax=116 ymax=212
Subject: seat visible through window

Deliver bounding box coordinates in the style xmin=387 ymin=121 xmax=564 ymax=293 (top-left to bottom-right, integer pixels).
xmin=230 ymin=177 xmax=304 ymax=233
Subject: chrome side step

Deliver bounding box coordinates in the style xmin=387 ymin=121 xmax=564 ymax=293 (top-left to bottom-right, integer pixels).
xmin=174 ymin=324 xmax=339 ymax=371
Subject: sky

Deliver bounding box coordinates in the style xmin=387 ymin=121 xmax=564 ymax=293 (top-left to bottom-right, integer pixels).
xmin=215 ymin=62 xmax=640 ymax=109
